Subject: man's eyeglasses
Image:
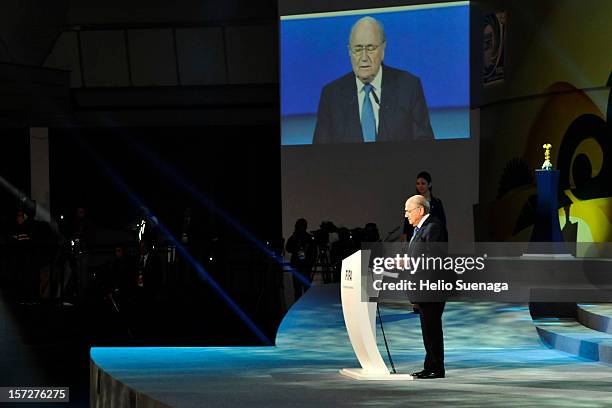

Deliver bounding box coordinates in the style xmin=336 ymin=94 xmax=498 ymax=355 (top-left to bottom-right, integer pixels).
xmin=405 ymin=206 xmax=422 ymax=214
xmin=349 ymin=43 xmax=384 ymax=55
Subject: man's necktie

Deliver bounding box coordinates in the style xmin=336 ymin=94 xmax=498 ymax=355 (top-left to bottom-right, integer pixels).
xmin=361 ymin=84 xmax=376 ymax=142
xmin=410 ymin=226 xmax=420 ymax=243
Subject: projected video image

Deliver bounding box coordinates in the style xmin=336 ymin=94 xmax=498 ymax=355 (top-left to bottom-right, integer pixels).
xmin=281 ymin=2 xmax=470 ymax=145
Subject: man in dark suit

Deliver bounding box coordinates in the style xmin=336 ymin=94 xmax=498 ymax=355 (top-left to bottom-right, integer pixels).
xmin=405 ymin=195 xmax=447 ymax=379
xmin=313 ymin=16 xmax=434 ymax=144
xmin=125 ymin=240 xmax=163 ymax=340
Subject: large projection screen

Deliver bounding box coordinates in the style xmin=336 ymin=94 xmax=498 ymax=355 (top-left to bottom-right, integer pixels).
xmin=280 ymin=1 xmax=477 ymax=249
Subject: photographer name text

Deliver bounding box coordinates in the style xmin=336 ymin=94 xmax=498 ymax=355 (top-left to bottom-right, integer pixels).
xmin=373 ymin=279 xmax=509 ymax=293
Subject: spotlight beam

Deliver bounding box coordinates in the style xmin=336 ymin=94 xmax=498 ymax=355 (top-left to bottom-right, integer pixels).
xmin=0 ymin=175 xmax=57 ymax=235
xmin=74 ymin=137 xmax=273 ymax=346
xmin=122 ymin=136 xmax=312 ymax=287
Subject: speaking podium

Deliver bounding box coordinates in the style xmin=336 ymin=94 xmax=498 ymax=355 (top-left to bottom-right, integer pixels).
xmin=339 ymin=250 xmax=413 ymax=380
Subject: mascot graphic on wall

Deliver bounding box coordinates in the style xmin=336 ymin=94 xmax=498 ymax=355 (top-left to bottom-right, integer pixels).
xmin=480 ymin=71 xmax=612 ymax=243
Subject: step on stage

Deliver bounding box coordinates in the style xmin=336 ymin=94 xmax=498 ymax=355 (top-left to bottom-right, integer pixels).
xmin=91 ymin=285 xmax=612 ymax=407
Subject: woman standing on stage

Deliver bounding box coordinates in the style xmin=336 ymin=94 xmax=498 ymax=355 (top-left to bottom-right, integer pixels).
xmin=401 ymin=171 xmax=447 ymax=241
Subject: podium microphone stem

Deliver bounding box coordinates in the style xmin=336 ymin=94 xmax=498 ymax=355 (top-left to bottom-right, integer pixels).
xmin=376 ymin=304 xmax=397 ymax=374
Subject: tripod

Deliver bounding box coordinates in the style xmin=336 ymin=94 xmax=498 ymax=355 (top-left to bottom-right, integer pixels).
xmin=312 ymin=244 xmax=334 ymax=284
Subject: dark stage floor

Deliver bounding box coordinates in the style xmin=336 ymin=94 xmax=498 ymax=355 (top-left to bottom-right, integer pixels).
xmin=0 ymin=296 xmax=90 ymax=407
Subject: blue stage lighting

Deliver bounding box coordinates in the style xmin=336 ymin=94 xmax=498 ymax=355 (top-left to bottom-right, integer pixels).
xmin=122 ymin=137 xmax=311 ymax=287
xmin=74 ymin=138 xmax=273 ymax=346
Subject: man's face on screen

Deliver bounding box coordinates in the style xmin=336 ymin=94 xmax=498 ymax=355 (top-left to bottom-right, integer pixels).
xmin=349 ymin=21 xmax=385 ymax=83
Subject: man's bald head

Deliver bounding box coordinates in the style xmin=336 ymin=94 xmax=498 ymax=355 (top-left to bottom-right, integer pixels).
xmin=348 ymin=16 xmax=387 ymax=83
xmin=349 ymin=16 xmax=386 ymax=45
xmin=407 ymin=195 xmax=430 ymax=212
xmin=405 ymin=195 xmax=430 ymax=227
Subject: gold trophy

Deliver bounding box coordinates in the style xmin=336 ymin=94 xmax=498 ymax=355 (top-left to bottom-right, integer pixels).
xmin=541 ymin=143 xmax=553 ymax=170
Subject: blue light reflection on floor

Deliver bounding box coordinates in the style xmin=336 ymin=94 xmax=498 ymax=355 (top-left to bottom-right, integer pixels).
xmin=92 ymin=285 xmax=612 ymax=407
xmin=496 ymin=306 xmax=529 ymax=312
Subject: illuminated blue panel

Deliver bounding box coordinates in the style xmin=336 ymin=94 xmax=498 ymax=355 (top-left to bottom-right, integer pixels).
xmin=280 ymin=3 xmax=470 ymax=144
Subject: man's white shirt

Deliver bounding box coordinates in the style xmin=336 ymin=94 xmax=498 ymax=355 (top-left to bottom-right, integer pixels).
xmin=410 ymin=213 xmax=430 ymax=243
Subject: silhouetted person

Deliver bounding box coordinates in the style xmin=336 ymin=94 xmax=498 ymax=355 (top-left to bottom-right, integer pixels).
xmin=330 ymin=228 xmax=357 ymax=283
xmin=313 ymin=221 xmax=338 ymax=284
xmin=175 ymin=206 xmax=202 ymax=287
xmin=66 ymin=206 xmax=97 ymax=305
xmin=94 ymin=244 xmax=138 ymax=341
xmin=126 ymin=240 xmax=162 ymax=340
xmin=72 ymin=207 xmax=95 ymax=253
xmin=31 ymin=217 xmax=57 ymax=301
xmin=134 ymin=240 xmax=162 ymax=299
xmin=103 ymin=245 xmax=136 ymax=311
xmin=8 ymin=209 xmax=36 ymax=303
xmin=363 ymin=222 xmax=381 ymax=242
xmin=286 ymin=218 xmax=315 ymax=301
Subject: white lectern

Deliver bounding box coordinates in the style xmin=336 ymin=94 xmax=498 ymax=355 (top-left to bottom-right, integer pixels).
xmin=339 ymin=250 xmax=413 ymax=380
